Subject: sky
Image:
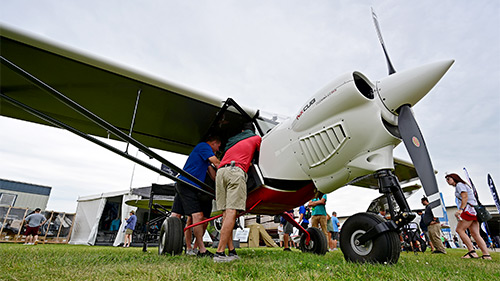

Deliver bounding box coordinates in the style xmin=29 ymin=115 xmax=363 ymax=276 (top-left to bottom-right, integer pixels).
xmin=1 ymin=1 xmax=499 ymax=216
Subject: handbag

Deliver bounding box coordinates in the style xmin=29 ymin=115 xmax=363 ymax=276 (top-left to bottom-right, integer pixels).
xmin=456 ymin=184 xmax=491 ymax=223
xmin=469 ymin=203 xmax=492 ymax=223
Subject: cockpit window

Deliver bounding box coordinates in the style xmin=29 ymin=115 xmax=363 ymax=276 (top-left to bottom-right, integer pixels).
xmin=255 ymin=111 xmax=287 ymax=135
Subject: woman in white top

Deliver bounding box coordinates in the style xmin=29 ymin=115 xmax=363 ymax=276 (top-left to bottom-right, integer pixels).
xmin=445 ymin=173 xmax=491 ymax=259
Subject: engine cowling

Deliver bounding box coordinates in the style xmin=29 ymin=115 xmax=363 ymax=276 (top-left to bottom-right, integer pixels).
xmin=260 ymin=71 xmax=399 ymax=193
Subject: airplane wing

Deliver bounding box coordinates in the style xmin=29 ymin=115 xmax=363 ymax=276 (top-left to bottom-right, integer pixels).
xmin=0 ymin=24 xmax=256 ymax=155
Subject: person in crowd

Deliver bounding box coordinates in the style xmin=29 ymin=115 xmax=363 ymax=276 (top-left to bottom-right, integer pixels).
xmin=282 ymin=209 xmax=294 ymax=251
xmin=298 ymin=204 xmax=310 ymax=230
xmin=23 ymin=208 xmax=47 ymax=245
xmin=421 ymin=197 xmax=446 ymax=254
xmin=278 ymin=223 xmax=284 ymax=247
xmin=330 ymin=211 xmax=340 ymax=251
xmin=308 ymin=191 xmax=328 ymax=246
xmin=378 ymin=209 xmax=390 ymax=219
xmin=326 ymin=213 xmax=334 ymax=251
xmin=123 ymin=210 xmax=137 ymax=247
xmin=445 ymin=173 xmax=491 ymax=259
xmin=171 ymin=136 xmax=221 ymax=257
xmin=110 ymin=217 xmax=120 ymax=232
xmin=214 ymin=122 xmax=261 ymax=262
xmin=417 ymin=209 xmax=434 ymax=251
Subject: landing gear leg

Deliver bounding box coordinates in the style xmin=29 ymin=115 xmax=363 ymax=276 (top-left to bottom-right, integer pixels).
xmin=375 ymin=169 xmax=414 ymax=222
xmin=340 ymin=169 xmax=416 ymax=264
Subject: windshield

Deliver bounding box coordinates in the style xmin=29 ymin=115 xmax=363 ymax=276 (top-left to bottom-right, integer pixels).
xmin=256 ymin=110 xmax=288 ymax=135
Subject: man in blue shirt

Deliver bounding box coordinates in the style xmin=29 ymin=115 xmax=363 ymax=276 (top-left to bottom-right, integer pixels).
xmin=331 ymin=211 xmax=340 ymax=250
xmin=298 ymin=204 xmax=310 ymax=229
xmin=171 ymin=136 xmax=221 ymax=257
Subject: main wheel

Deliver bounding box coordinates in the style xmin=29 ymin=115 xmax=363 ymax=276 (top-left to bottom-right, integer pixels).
xmin=158 ymin=217 xmax=183 ymax=255
xmin=299 ymin=227 xmax=328 ymax=255
xmin=340 ymin=212 xmax=400 ymax=264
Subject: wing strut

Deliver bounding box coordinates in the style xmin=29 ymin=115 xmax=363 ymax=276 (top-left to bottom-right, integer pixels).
xmin=125 ymin=88 xmax=142 ymax=154
xmin=0 ymin=55 xmax=213 ymax=196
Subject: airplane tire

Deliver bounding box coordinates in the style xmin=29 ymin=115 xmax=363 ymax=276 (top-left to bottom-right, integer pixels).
xmin=299 ymin=227 xmax=328 ymax=255
xmin=158 ymin=217 xmax=183 ymax=256
xmin=340 ymin=212 xmax=400 ymax=264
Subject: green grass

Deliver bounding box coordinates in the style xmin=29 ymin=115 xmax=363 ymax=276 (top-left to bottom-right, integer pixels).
xmin=0 ymin=244 xmax=498 ymax=280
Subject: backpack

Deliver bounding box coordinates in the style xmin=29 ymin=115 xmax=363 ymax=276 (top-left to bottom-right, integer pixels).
xmin=304 ymin=206 xmax=311 ymax=220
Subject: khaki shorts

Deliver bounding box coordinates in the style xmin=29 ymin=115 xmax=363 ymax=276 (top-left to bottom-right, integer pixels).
xmin=125 ymin=228 xmax=133 ymax=235
xmin=311 ymin=215 xmax=328 ymax=238
xmin=215 ymin=166 xmax=247 ymax=211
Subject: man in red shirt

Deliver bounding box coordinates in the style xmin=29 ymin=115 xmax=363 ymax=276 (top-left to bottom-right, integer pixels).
xmin=213 ymin=122 xmax=261 ymax=262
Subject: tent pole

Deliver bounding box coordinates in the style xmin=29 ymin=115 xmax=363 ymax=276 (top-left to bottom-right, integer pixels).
xmin=142 ymin=186 xmax=154 ymax=252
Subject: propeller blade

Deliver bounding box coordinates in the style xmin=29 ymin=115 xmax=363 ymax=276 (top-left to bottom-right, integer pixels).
xmin=372 ymin=8 xmax=396 ymax=75
xmin=398 ymin=105 xmax=443 ymax=217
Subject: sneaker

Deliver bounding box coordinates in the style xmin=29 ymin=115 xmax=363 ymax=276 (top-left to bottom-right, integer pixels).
xmin=283 ymin=248 xmax=291 ymax=252
xmin=228 ymin=249 xmax=240 ymax=260
xmin=432 ymin=250 xmax=446 ymax=254
xmin=213 ymin=252 xmax=231 ymax=263
xmin=186 ymin=249 xmax=198 ymax=256
xmin=197 ymin=250 xmax=214 ymax=258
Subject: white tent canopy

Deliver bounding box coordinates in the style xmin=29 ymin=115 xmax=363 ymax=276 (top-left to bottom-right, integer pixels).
xmin=69 ymin=190 xmax=138 ymax=246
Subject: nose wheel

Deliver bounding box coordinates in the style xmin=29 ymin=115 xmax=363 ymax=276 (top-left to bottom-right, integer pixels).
xmin=340 ymin=212 xmax=400 ymax=264
xmin=158 ymin=217 xmax=184 ymax=255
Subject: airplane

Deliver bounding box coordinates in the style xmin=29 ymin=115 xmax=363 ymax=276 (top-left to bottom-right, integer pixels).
xmin=0 ymin=10 xmax=453 ymax=264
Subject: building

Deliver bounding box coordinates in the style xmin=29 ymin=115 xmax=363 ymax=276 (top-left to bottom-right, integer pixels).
xmin=0 ymin=178 xmax=51 ymax=210
xmin=0 ymin=179 xmax=75 ymax=244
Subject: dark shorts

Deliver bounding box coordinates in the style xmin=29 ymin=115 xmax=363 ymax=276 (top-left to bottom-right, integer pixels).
xmin=300 ymin=222 xmax=309 ymax=229
xmin=284 ymin=221 xmax=293 ymax=234
xmin=171 ymin=182 xmax=212 ymax=218
xmin=25 ymin=226 xmax=40 ymax=236
xmin=332 ymin=231 xmax=339 ymax=240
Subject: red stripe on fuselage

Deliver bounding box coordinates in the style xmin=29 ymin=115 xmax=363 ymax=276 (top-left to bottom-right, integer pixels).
xmin=245 ymin=182 xmax=316 ymax=215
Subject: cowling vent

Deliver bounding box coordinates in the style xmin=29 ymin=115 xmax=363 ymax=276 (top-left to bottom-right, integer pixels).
xmin=299 ymin=123 xmax=347 ymax=167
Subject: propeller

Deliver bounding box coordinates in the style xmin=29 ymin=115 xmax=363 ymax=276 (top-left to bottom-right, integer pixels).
xmin=372 ymin=8 xmax=445 ymax=216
